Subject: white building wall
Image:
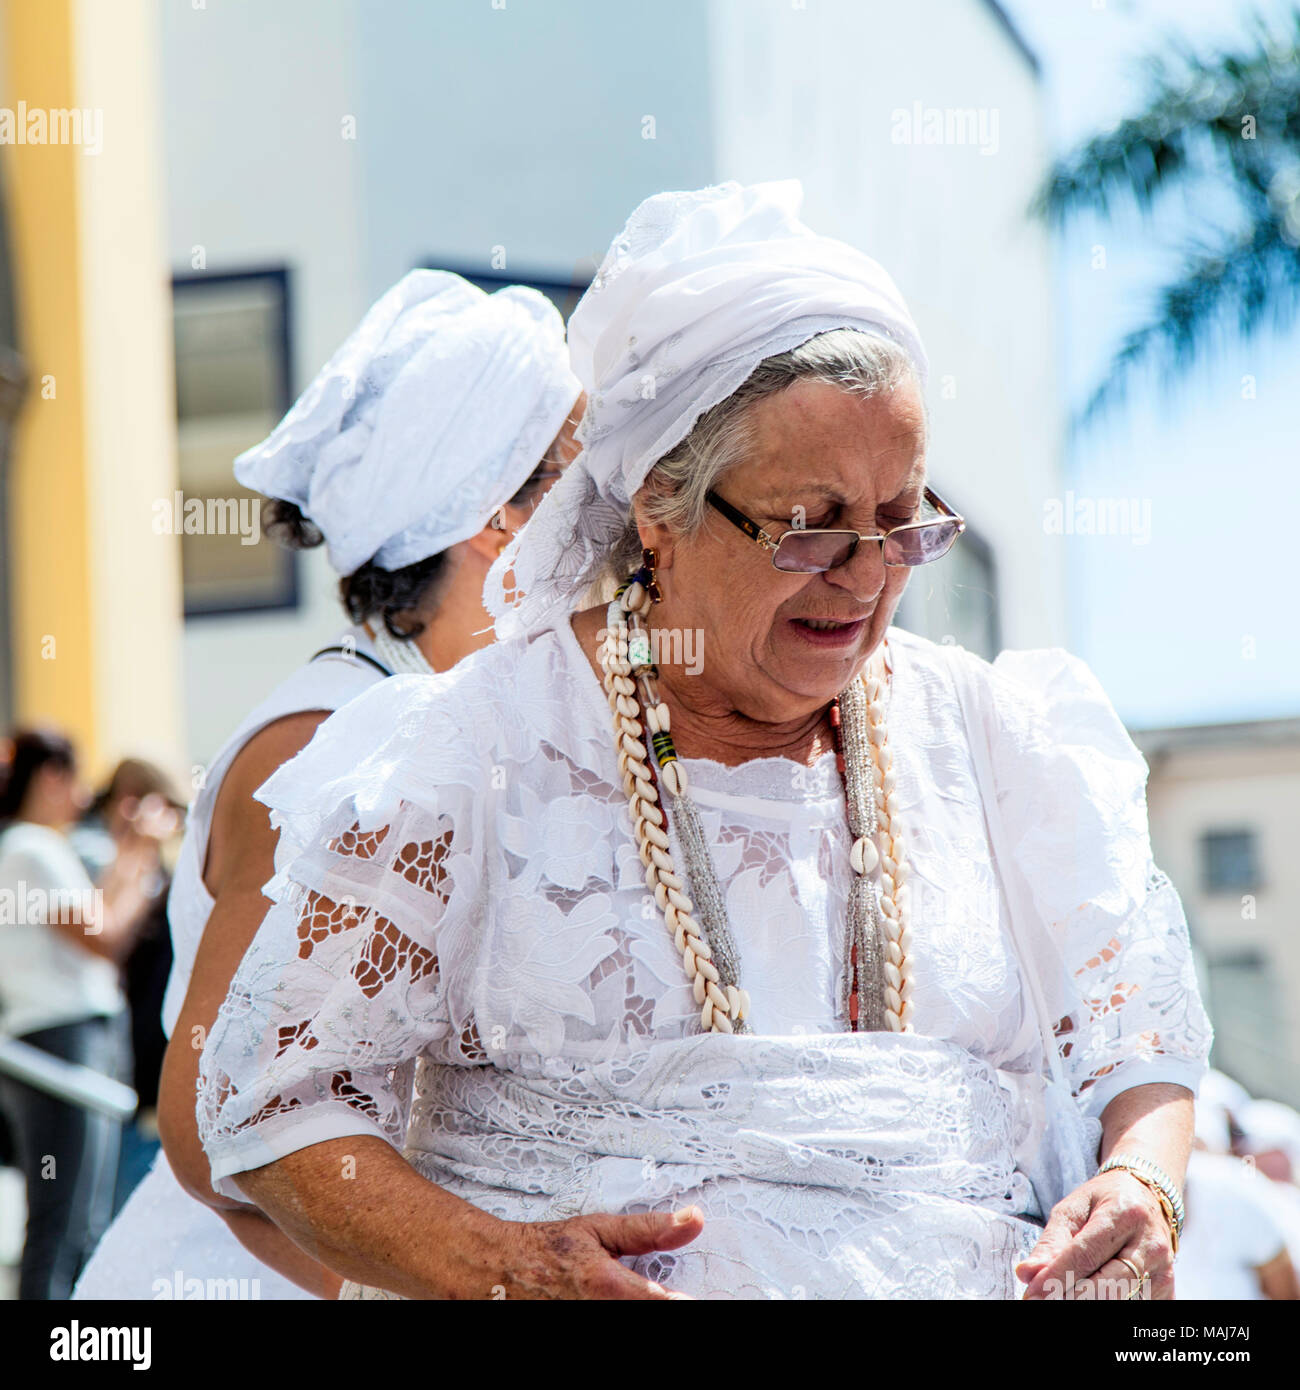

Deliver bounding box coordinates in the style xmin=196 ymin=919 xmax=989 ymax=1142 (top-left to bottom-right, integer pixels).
xmin=160 ymin=0 xmax=368 ymax=768
xmin=1141 ymin=739 xmax=1300 ymax=1108
xmin=349 ymin=0 xmax=718 ymax=294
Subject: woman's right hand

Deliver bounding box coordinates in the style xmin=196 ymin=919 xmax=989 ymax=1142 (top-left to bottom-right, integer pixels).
xmin=227 ymin=1134 xmax=704 ymax=1302
xmin=469 ymin=1206 xmax=706 ymax=1300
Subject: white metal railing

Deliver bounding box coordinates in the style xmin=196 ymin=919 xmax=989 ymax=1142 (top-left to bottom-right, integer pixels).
xmin=0 ymin=1036 xmax=137 ymax=1119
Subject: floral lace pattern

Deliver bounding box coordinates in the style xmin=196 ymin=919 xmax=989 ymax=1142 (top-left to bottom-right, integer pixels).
xmin=350 ymin=1033 xmax=1046 ymax=1300
xmin=198 ymin=622 xmax=1211 ymax=1298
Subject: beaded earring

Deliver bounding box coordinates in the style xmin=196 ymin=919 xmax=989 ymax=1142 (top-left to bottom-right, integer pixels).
xmin=623 ymin=547 xmax=662 ymax=612
xmin=642 ymin=547 xmax=663 ymax=604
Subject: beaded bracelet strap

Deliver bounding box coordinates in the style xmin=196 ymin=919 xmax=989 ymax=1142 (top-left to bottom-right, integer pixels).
xmin=1097 ymin=1154 xmax=1185 ymax=1253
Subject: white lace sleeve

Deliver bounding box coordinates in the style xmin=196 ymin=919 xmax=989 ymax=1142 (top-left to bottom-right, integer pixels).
xmin=197 ymin=674 xmax=487 ymax=1200
xmin=978 ymin=648 xmax=1212 ymax=1120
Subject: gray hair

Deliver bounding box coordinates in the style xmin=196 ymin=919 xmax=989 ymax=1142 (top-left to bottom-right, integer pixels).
xmin=602 ymin=328 xmax=923 ymax=585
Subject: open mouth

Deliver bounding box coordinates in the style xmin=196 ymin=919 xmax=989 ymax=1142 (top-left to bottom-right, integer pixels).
xmin=789 ymin=615 xmax=869 ymax=645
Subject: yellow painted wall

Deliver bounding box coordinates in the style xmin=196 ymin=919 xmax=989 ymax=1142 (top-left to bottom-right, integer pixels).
xmin=2 ymin=0 xmax=95 ymax=753
xmin=1 ymin=0 xmax=183 ymax=783
xmin=72 ymin=0 xmax=183 ymax=782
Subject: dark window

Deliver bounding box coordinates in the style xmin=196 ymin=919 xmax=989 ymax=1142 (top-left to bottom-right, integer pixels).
xmin=172 ymin=268 xmax=296 ymax=617
xmin=418 ymin=261 xmax=593 ymax=324
xmin=894 ymin=508 xmax=1001 ymax=660
xmin=1206 ymin=947 xmax=1287 ymax=1102
xmin=1201 ymin=829 xmax=1260 ymax=893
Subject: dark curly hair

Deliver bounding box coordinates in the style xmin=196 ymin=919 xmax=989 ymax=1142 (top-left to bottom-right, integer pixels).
xmin=262 ymin=450 xmax=561 ymax=640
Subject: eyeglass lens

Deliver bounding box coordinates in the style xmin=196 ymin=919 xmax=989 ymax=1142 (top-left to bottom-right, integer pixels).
xmin=773 ymin=520 xmax=961 ymax=573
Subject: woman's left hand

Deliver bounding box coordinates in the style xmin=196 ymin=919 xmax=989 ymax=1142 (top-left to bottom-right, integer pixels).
xmin=1016 ymin=1169 xmax=1175 ymax=1301
xmin=122 ymin=792 xmax=181 ymax=844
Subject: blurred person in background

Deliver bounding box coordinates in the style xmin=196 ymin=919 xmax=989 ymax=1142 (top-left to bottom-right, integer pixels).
xmin=0 ymin=729 xmax=167 ymax=1299
xmin=1198 ymin=1067 xmax=1252 ymax=1128
xmin=1177 ymin=1148 xmax=1299 ymax=1300
xmin=73 ymin=269 xmax=582 ymax=1301
xmin=1235 ymin=1098 xmax=1300 ymax=1273
xmin=70 ymin=760 xmax=185 ymax=1211
xmin=1236 ymin=1099 xmax=1300 ymax=1185
xmin=1179 ymin=1092 xmax=1298 ymax=1299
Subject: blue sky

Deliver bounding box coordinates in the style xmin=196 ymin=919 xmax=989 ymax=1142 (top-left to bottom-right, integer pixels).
xmin=1001 ymin=0 xmax=1300 ymax=728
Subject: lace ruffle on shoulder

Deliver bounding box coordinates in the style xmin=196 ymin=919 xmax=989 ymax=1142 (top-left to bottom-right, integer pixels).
xmin=971 ymin=644 xmax=1212 ymax=1116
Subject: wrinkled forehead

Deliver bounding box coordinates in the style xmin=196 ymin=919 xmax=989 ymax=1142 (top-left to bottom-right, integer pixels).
xmin=732 ymin=378 xmax=928 ymax=503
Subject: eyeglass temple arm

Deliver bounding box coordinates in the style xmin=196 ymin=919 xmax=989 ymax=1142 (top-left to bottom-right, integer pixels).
xmin=924 ymin=486 xmax=964 ymax=525
xmin=705 ymin=490 xmax=776 ymax=547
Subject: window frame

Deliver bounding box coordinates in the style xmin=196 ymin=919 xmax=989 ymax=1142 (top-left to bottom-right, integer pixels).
xmin=1200 ymin=827 xmax=1262 ymax=895
xmin=418 ymin=261 xmax=592 ymax=323
xmin=172 ymin=265 xmax=299 ymax=620
xmin=893 ymin=493 xmax=1002 ymax=658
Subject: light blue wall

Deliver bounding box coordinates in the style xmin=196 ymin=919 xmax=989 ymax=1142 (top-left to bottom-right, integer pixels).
xmin=351 ymin=0 xmax=717 ymax=296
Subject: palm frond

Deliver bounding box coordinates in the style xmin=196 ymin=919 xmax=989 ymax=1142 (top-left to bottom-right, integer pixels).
xmin=1076 ymin=222 xmax=1300 ymax=428
xmin=1031 ymin=11 xmax=1300 ymax=226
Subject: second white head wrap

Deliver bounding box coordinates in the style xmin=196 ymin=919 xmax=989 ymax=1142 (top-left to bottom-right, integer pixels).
xmin=486 ymin=180 xmax=928 ymax=638
xmin=1236 ymin=1099 xmax=1300 ymax=1169
xmin=235 ymin=269 xmax=581 ymax=577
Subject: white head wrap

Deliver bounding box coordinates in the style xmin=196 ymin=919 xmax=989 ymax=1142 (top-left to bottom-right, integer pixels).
xmin=235 ymin=269 xmax=581 ymax=577
xmin=1193 ymin=1098 xmax=1232 ymax=1154
xmin=1194 ymin=1068 xmax=1252 ymax=1153
xmin=1199 ymin=1067 xmax=1252 ymax=1117
xmin=485 ymin=180 xmax=928 ymax=638
xmin=1236 ymin=1099 xmax=1300 ymax=1170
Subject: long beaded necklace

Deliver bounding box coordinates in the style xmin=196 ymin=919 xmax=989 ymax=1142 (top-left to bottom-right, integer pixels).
xmin=599 ymin=559 xmax=913 ymax=1036
xmin=369 ymin=621 xmax=437 ymax=677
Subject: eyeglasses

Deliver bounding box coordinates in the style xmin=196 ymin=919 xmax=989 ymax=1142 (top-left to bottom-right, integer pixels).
xmin=490 ymin=470 xmax=566 ymax=530
xmin=705 ymin=485 xmax=966 ymax=573
xmin=509 ymin=468 xmax=564 ymax=509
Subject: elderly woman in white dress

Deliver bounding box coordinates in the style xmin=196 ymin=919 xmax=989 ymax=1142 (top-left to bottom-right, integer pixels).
xmin=196 ymin=182 xmax=1211 ymax=1301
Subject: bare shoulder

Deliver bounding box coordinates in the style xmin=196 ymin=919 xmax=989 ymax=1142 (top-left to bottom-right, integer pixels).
xmin=204 ymin=710 xmax=332 ymax=896
xmin=222 ymin=711 xmax=332 ymax=801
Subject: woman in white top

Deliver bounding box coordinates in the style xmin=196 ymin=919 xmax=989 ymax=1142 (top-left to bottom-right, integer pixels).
xmin=0 ymin=729 xmax=163 ymax=1299
xmin=72 ymin=269 xmax=582 ymax=1300
xmin=1176 ymin=1149 xmax=1298 ymax=1299
xmin=196 ymin=184 xmax=1211 ymax=1300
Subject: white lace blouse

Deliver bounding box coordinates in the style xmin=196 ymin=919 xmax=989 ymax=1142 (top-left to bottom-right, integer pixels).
xmin=197 ymin=619 xmax=1211 ymax=1299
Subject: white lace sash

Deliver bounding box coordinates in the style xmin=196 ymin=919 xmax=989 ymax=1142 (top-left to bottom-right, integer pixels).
xmin=332 ymin=1032 xmax=1053 ymax=1298
xmin=330 ymin=1034 xmax=1062 ymax=1301
xmin=412 ymin=1032 xmax=1035 ymax=1209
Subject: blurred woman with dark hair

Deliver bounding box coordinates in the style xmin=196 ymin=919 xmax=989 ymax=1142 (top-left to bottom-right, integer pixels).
xmin=73 ymin=269 xmax=583 ymax=1301
xmin=0 ymin=729 xmax=164 ymax=1299
xmin=71 ymin=760 xmax=185 ymax=1211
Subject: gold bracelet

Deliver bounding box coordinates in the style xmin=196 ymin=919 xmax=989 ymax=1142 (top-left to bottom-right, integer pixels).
xmin=1102 ymin=1166 xmax=1180 ymax=1255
